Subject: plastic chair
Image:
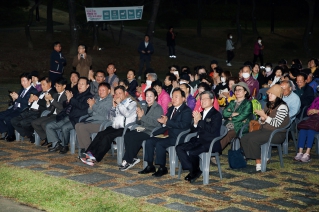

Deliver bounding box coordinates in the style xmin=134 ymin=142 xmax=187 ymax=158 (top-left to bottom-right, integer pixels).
xmin=178 ymin=126 xmax=227 ymax=184
xmin=283 ymin=112 xmax=298 ymax=154
xmin=257 ymin=88 xmax=269 ymax=101
xmin=113 ymin=122 xmax=136 ymax=165
xmin=142 ymin=129 xmax=190 ymax=176
xmin=34 ymin=110 xmax=51 ymax=146
xmin=70 ymin=115 xmax=89 ymax=154
xmin=260 ymin=122 xmax=291 ymax=172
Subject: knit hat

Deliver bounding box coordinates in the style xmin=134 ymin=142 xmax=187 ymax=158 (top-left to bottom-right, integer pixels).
xmin=267 ymin=84 xmax=283 ymax=99
xmin=232 ymin=82 xmax=250 ymax=95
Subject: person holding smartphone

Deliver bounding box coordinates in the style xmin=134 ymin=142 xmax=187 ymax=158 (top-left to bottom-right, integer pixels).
xmin=72 ymin=44 xmax=92 ymax=78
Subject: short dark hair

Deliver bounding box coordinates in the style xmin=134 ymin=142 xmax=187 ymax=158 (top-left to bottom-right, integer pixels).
xmin=165 ymin=73 xmax=177 ymax=82
xmin=20 ymin=72 xmax=31 ymax=80
xmin=107 ymin=63 xmax=115 ymax=68
xmin=70 ymin=71 xmax=80 ymax=78
xmin=180 ymin=83 xmax=191 ymax=94
xmin=197 ymin=82 xmax=211 ymax=91
xmin=228 ymin=77 xmax=239 ymax=84
xmin=39 ymin=76 xmax=51 ymax=84
xmin=78 ymin=44 xmax=87 ymax=53
xmin=96 ymin=70 xmax=106 ymax=77
xmin=55 ymin=77 xmax=67 ymax=86
xmin=53 ymin=41 xmax=60 ymax=48
xmin=79 ymin=77 xmax=89 ymax=85
xmin=118 ymin=79 xmax=129 ymax=88
xmin=98 ymin=82 xmax=111 ymax=90
xmin=128 ymin=69 xmax=136 ymax=75
xmin=145 ymin=88 xmax=158 ymax=100
xmin=114 ymin=85 xmax=126 ymax=93
xmin=243 ymin=65 xmax=252 ymax=72
xmin=273 ymin=66 xmax=283 ymax=74
xmin=151 ymin=80 xmax=163 ymax=88
xmin=296 ymin=73 xmax=307 ymax=81
xmin=172 ymin=87 xmax=186 ymax=98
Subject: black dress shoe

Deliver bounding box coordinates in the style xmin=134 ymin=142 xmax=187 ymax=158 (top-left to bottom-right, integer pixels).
xmin=30 ymin=135 xmax=35 ymax=143
xmin=41 ymin=139 xmax=49 ymax=146
xmin=47 ymin=143 xmax=52 ymax=148
xmin=6 ymin=135 xmax=16 ymax=142
xmin=152 ymin=167 xmax=168 ymax=177
xmin=48 ymin=143 xmax=62 ymax=152
xmin=184 ymin=173 xmax=191 ymax=181
xmin=189 ymin=170 xmax=202 ymax=183
xmin=138 ymin=165 xmax=156 ymax=174
xmin=59 ymin=146 xmax=69 ymax=154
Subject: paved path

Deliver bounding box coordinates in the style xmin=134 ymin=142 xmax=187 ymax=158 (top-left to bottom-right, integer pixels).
xmin=0 ymin=197 xmax=42 ymax=212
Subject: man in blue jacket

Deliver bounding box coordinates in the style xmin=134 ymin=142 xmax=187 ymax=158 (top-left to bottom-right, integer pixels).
xmin=176 ymin=91 xmax=221 ymax=183
xmin=137 ymin=35 xmax=154 ymax=80
xmin=49 ymin=41 xmax=66 ymax=87
xmin=0 ymin=73 xmax=38 ymax=141
xmin=46 ymin=77 xmax=93 ymax=154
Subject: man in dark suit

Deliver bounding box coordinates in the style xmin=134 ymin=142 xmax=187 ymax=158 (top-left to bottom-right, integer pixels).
xmin=0 ymin=73 xmax=38 ymax=142
xmin=11 ymin=77 xmax=56 ymax=143
xmin=138 ymin=88 xmax=192 ymax=177
xmin=137 ymin=35 xmax=154 ymax=80
xmin=46 ymin=77 xmax=93 ymax=154
xmin=31 ymin=77 xmax=67 ymax=146
xmin=176 ymin=91 xmax=221 ymax=183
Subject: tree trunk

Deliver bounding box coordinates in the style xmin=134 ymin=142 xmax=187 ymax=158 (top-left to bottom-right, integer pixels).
xmin=251 ymin=0 xmax=258 ymax=35
xmin=270 ymin=0 xmax=275 ymax=33
xmin=91 ymin=0 xmax=99 ymax=50
xmin=235 ymin=0 xmax=242 ymax=48
xmin=303 ymin=0 xmax=315 ymax=56
xmin=35 ymin=0 xmax=40 ymax=22
xmin=25 ymin=0 xmax=42 ymax=50
xmin=68 ymin=0 xmax=78 ymax=54
xmin=46 ymin=0 xmax=54 ymax=41
xmin=196 ymin=0 xmax=202 ymax=37
xmin=146 ymin=0 xmax=160 ymax=41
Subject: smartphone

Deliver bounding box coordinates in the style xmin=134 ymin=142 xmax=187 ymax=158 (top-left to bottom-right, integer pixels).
xmin=173 ymin=71 xmax=179 ymax=76
xmin=80 ymin=54 xmax=84 ymax=58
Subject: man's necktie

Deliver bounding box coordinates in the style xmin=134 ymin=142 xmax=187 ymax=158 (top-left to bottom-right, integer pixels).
xmin=170 ymin=108 xmax=177 ymax=119
xmin=13 ymin=89 xmax=27 ymax=110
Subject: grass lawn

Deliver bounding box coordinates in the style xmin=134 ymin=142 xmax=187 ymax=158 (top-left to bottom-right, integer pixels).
xmin=0 ymin=165 xmax=171 ymax=212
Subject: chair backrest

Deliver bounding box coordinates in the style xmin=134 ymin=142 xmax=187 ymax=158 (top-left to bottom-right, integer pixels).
xmin=257 ymin=88 xmax=269 ymax=101
xmin=174 ymin=129 xmax=191 ymax=146
xmin=41 ymin=110 xmax=51 ymax=117
xmin=208 ymin=125 xmax=228 ymax=153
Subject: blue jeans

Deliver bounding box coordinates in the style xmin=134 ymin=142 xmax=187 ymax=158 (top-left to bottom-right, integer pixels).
xmin=298 ymin=129 xmax=317 ymax=149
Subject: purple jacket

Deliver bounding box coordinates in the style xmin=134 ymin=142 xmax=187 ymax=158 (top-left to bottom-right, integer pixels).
xmin=186 ymin=94 xmax=196 ymax=111
xmin=241 ymin=76 xmax=259 ymax=99
xmin=254 ymin=42 xmax=263 ymax=55
xmin=307 ymin=97 xmax=319 ymax=112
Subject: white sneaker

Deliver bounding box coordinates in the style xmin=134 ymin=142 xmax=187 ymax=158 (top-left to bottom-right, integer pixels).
xmin=169 ymin=55 xmax=173 ymax=58
xmin=172 ymin=55 xmax=176 ymax=58
xmin=119 ymin=160 xmax=127 ymax=168
xmin=300 ymin=153 xmax=310 ymax=162
xmin=138 ymin=76 xmax=141 ymax=80
xmin=256 ymin=164 xmax=261 ymax=171
xmin=294 ymin=153 xmax=303 ymax=161
xmin=227 ymin=63 xmax=232 ymax=66
xmin=132 ymin=158 xmax=141 ymax=166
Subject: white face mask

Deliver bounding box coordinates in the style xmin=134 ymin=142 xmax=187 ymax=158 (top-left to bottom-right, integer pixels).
xmin=229 ymin=36 xmax=232 ymax=39
xmin=221 ymin=77 xmax=226 ymax=83
xmin=258 ymin=39 xmax=262 ymax=44
xmin=242 ymin=73 xmax=250 ymax=79
xmin=146 ymin=80 xmax=152 ymax=86
xmin=265 ymin=67 xmax=271 ymax=72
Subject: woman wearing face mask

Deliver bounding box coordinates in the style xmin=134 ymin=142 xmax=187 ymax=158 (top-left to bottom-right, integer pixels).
xmin=240 ymin=65 xmax=259 ymax=99
xmin=253 ymin=37 xmax=264 ymax=66
xmin=136 ymin=72 xmax=157 ymax=101
xmin=214 ymin=70 xmax=231 ymax=99
xmin=262 ymin=63 xmax=274 ymax=88
xmin=268 ymin=66 xmax=283 ymax=87
xmin=226 ymin=33 xmax=235 ymax=66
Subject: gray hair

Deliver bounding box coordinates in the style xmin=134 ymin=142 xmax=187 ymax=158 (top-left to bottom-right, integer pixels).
xmin=200 ymin=90 xmax=215 ymax=99
xmin=148 ymin=73 xmax=157 ymax=81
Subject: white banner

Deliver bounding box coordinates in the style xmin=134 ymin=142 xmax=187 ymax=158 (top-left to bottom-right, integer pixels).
xmin=85 ymin=6 xmax=144 ymax=22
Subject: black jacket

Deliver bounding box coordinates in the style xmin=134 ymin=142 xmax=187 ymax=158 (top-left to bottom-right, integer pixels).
xmin=56 ymin=88 xmax=93 ymax=127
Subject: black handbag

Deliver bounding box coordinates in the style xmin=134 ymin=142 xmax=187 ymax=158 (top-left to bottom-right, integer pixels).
xmin=228 ymin=137 xmax=247 ymax=169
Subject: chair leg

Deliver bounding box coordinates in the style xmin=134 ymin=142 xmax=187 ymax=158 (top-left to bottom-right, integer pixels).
xmin=142 ymin=141 xmax=147 ymax=169
xmin=215 ymin=155 xmax=223 ymax=180
xmin=315 ymin=138 xmax=319 ymax=156
xmin=34 ymin=131 xmax=41 ymax=146
xmin=277 ymin=145 xmax=284 ymax=168
xmin=261 ymin=144 xmax=268 ymax=172
xmin=178 ymin=162 xmax=182 ymax=179
xmin=201 ymin=153 xmax=211 ymax=185
xmin=116 ymin=137 xmax=124 ymax=166
xmin=168 ymin=147 xmax=176 ymax=176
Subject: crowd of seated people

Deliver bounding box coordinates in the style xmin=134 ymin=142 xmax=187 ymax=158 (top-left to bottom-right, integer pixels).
xmin=1 ymin=57 xmax=319 ymax=183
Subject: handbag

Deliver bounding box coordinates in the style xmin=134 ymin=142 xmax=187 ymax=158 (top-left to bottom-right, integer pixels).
xmin=297 ymin=115 xmax=319 ymax=132
xmin=225 ymin=121 xmax=235 ymax=131
xmin=249 ymin=120 xmax=261 ymax=132
xmin=228 ymin=137 xmax=247 ymax=169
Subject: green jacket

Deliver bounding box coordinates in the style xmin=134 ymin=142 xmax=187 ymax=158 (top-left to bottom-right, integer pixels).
xmin=223 ymin=99 xmax=253 ymax=134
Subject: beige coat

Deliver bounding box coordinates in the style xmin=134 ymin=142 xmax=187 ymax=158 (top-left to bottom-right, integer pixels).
xmin=72 ymin=54 xmax=92 ymax=77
